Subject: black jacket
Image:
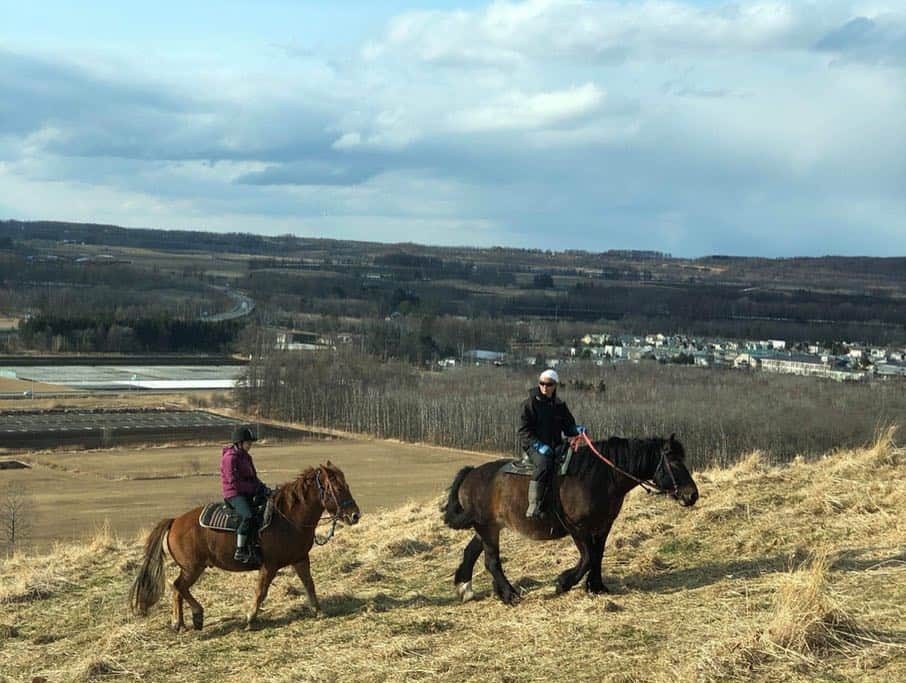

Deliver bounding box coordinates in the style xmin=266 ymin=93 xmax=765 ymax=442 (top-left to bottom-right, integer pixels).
xmin=518 ymin=386 xmax=577 ymax=452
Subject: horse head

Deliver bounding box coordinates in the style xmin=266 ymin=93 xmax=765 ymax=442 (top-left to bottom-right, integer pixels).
xmin=317 ymin=460 xmax=361 ymax=525
xmin=654 ymin=434 xmax=699 ymax=507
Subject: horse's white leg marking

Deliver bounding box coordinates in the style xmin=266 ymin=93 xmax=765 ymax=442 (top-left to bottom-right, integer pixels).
xmin=456 ymin=581 xmax=475 ymax=603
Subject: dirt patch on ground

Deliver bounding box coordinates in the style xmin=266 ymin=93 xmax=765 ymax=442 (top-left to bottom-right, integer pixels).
xmin=0 ymin=377 xmax=78 ymax=393
xmin=0 ymin=391 xmax=203 ymax=411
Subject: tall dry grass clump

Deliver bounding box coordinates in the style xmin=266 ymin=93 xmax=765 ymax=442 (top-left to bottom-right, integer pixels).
xmin=760 ymin=552 xmax=860 ymax=656
xmin=697 ymin=552 xmax=865 ymax=679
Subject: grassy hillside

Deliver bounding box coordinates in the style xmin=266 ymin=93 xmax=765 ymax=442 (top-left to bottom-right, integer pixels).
xmin=2 ymin=431 xmax=904 ymax=682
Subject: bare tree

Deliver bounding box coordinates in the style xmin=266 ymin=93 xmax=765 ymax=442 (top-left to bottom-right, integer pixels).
xmin=1 ymin=482 xmax=34 ymax=555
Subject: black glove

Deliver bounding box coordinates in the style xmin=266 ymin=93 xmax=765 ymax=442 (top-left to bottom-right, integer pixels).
xmin=253 ymin=483 xmax=272 ymax=506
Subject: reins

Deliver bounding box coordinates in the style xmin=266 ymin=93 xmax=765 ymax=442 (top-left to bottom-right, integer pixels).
xmin=572 ymin=431 xmax=677 ymax=496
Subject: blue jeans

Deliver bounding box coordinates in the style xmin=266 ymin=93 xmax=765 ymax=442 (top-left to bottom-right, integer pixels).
xmin=225 ymin=495 xmax=255 ymax=536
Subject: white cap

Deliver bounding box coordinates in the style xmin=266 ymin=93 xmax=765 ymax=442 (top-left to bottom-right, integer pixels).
xmin=539 ymin=369 xmax=559 ymax=384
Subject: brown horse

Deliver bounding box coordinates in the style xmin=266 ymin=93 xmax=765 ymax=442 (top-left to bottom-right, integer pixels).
xmin=443 ymin=435 xmax=698 ymax=604
xmin=130 ymin=461 xmax=360 ymax=630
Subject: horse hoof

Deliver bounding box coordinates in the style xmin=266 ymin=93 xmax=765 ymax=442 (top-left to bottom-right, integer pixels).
xmin=502 ymin=591 xmax=521 ymax=606
xmin=456 ymin=581 xmax=475 ymax=604
xmin=170 ymin=622 xmax=182 ymax=633
xmin=192 ymin=614 xmax=204 ymax=630
xmin=586 ymin=583 xmax=610 ymax=595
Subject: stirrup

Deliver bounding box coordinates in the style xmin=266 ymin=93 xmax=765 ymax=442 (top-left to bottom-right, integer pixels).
xmin=234 ymin=546 xmax=260 ymax=564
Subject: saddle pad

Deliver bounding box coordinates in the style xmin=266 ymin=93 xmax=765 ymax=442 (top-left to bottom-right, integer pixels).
xmin=198 ymin=499 xmax=275 ymax=532
xmin=501 ymin=449 xmax=574 ymax=477
xmin=500 ymin=458 xmax=534 ymax=476
xmin=198 ymin=503 xmax=240 ymax=531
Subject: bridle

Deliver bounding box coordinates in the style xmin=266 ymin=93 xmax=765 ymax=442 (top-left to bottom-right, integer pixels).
xmin=573 ymin=431 xmax=680 ymax=497
xmin=313 ymin=467 xmax=356 ymax=545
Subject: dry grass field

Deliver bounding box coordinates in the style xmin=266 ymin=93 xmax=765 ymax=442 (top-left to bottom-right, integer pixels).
xmin=1 ymin=430 xmax=904 ymax=682
xmin=1 ymin=439 xmax=491 ymax=551
xmin=0 ymin=391 xmax=225 ymax=412
xmin=0 ymin=377 xmax=79 ymax=394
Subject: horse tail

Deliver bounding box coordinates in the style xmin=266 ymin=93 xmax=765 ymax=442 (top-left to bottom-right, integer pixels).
xmin=130 ymin=517 xmax=173 ymax=617
xmin=443 ymin=466 xmax=475 ymax=530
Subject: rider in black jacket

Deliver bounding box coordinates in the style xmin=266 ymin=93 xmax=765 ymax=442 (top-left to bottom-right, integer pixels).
xmin=518 ymin=369 xmax=585 ymax=520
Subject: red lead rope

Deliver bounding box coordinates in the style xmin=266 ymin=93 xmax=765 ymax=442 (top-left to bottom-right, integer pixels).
xmin=571 ymin=431 xmax=667 ymax=495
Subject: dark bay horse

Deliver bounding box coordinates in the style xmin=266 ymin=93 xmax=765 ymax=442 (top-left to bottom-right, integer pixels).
xmin=443 ymin=435 xmax=698 ymax=604
xmin=130 ymin=461 xmax=360 ymax=630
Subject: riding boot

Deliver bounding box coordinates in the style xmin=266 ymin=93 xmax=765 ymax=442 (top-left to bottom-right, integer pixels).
xmin=525 ymin=481 xmax=545 ymax=520
xmin=234 ymin=533 xmax=260 ymax=564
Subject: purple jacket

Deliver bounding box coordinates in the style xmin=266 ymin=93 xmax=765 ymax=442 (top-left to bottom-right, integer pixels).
xmin=220 ymin=444 xmax=260 ymax=499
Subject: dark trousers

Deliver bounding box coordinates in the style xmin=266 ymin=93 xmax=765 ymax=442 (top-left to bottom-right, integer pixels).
xmin=527 ymin=443 xmax=569 ymax=492
xmin=225 ymin=495 xmax=255 ymax=536
xmin=527 ymin=448 xmax=555 ymax=485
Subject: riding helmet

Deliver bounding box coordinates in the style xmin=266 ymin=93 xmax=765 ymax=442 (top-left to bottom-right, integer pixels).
xmin=232 ymin=426 xmax=257 ymax=444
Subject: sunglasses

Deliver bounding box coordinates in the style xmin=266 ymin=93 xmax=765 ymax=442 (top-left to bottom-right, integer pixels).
xmin=539 ymin=381 xmax=557 ymax=387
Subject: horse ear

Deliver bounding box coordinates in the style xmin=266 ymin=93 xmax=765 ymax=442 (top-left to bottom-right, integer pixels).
xmin=669 ymin=432 xmax=676 ymax=444
xmin=326 ymin=459 xmax=334 ymax=468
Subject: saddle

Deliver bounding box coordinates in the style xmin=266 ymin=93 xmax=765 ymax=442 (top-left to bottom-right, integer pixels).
xmin=500 ymin=447 xmax=575 ymax=477
xmin=198 ymin=498 xmax=275 ymax=533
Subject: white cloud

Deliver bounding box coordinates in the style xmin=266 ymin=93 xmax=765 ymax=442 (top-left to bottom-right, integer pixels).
xmin=449 ymin=83 xmax=605 ymax=132
xmin=368 ymin=0 xmax=853 ymax=66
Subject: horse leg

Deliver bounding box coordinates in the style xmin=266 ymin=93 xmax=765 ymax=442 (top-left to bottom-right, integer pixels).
xmin=246 ymin=565 xmax=278 ymax=628
xmin=292 ymin=557 xmax=321 ymax=615
xmin=171 ymin=583 xmax=184 ymax=632
xmin=172 ymin=565 xmax=206 ymax=631
xmin=555 ymin=533 xmax=593 ymax=595
xmin=584 ymin=533 xmax=609 ymax=594
xmin=479 ymin=525 xmax=519 ymax=605
xmin=585 ymin=516 xmax=617 ymax=594
xmin=454 ymin=534 xmax=484 ymax=603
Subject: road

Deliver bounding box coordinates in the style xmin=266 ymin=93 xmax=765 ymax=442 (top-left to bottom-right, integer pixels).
xmin=203 ymin=286 xmax=255 ymax=322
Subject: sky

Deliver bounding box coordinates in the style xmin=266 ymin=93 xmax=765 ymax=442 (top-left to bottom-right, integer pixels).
xmin=1 ymin=0 xmax=904 ymax=257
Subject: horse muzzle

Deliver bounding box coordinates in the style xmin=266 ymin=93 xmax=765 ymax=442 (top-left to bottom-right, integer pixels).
xmin=344 ymin=509 xmax=361 ymax=525
xmin=676 ymin=484 xmax=699 ymax=507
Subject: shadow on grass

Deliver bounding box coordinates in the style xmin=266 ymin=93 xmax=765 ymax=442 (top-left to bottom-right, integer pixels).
xmin=831 ymin=546 xmax=906 ymax=572
xmin=329 ymin=591 xmax=460 ymax=616
xmin=196 ymin=590 xmax=462 ymax=636
xmin=616 ymin=546 xmax=906 ymax=594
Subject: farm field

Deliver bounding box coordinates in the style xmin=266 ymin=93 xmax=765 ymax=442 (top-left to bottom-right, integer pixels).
xmin=0 ymin=377 xmax=78 ymax=394
xmin=2 ymin=439 xmax=492 ymax=551
xmin=0 ymin=391 xmax=226 ymax=412
xmin=1 ymin=432 xmax=903 ymax=682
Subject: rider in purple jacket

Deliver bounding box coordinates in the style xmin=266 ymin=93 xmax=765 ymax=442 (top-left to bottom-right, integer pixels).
xmin=220 ymin=426 xmax=268 ymax=563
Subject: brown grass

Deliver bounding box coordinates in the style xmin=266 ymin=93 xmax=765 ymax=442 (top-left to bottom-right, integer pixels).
xmin=0 ymin=376 xmax=80 ymax=393
xmin=0 ymin=438 xmax=491 ymax=551
xmin=1 ymin=431 xmax=904 ymax=682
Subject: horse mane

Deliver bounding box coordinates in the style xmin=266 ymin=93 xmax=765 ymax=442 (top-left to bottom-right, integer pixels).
xmin=273 ymin=466 xmax=319 ymax=512
xmin=572 ymin=436 xmax=666 ymax=485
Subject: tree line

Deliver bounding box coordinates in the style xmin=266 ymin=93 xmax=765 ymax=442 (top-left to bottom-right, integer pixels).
xmin=18 ymin=315 xmax=242 ymax=353
xmin=237 ymin=351 xmax=906 ymax=469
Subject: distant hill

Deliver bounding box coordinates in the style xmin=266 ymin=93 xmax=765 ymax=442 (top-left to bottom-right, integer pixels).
xmin=3 ymin=218 xmax=906 ymax=280
xmin=3 ymin=219 xmax=905 ymax=345
xmin=2 ymin=431 xmax=904 ymax=682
